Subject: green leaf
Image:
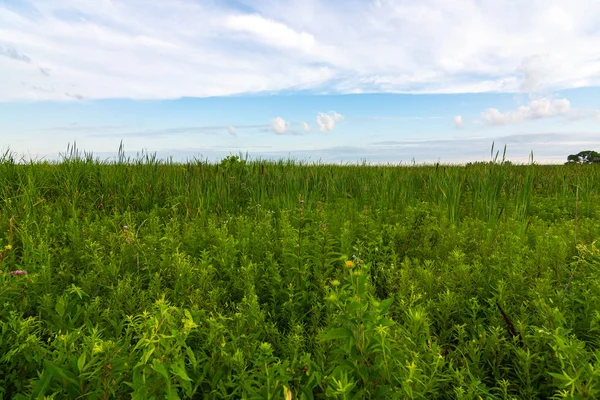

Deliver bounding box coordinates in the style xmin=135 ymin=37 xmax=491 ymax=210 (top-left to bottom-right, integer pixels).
xmin=46 ymin=361 xmax=74 ymax=384
xmin=31 ymin=366 xmax=54 ymax=399
xmin=321 ymin=327 xmax=353 ymax=342
xmin=379 ymin=298 xmax=394 ymax=315
xmin=152 ymin=359 xmax=170 ymax=381
xmin=548 ymin=371 xmax=575 ymax=383
xmin=377 ymin=318 xmax=394 ymax=327
xmin=185 ymin=346 xmax=198 ymax=369
xmin=347 ymin=301 xmax=362 ymax=314
xmin=77 ymin=353 xmax=86 ymax=373
xmin=165 ymin=389 xmax=181 ymax=400
xmin=135 ymin=346 xmax=155 ymax=367
xmin=55 ymin=298 xmax=66 ymax=318
xmin=171 ymin=363 xmax=192 ymax=382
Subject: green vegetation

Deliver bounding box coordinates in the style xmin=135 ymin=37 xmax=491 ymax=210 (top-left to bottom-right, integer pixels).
xmin=567 ymin=150 xmax=600 ymax=164
xmin=1 ymin=146 xmax=599 ymax=399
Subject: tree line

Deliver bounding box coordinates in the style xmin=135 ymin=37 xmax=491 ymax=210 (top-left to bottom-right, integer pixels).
xmin=566 ymin=150 xmax=600 ymax=164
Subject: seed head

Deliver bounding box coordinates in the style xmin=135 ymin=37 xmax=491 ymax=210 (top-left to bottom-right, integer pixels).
xmin=9 ymin=270 xmax=27 ymax=276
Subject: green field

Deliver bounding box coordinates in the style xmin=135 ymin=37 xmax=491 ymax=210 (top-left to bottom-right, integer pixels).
xmin=1 ymin=149 xmax=599 ymax=399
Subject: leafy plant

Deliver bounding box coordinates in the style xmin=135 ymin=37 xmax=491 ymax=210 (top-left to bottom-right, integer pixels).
xmin=0 ymin=147 xmax=599 ymax=398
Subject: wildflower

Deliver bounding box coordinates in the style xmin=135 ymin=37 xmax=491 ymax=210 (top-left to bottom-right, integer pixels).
xmin=344 ymin=260 xmax=355 ymax=268
xmin=283 ymin=386 xmax=293 ymax=400
xmin=4 ymin=244 xmax=12 ymax=250
xmin=93 ymin=343 xmax=104 ymax=354
xmin=9 ymin=270 xmax=27 ymax=275
xmin=123 ymin=225 xmax=129 ymax=230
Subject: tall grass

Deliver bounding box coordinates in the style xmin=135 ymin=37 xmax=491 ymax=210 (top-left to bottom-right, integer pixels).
xmin=0 ymin=146 xmax=599 ymax=398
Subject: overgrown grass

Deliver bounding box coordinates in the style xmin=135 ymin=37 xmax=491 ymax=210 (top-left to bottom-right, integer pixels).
xmin=1 ymin=147 xmax=599 ymax=399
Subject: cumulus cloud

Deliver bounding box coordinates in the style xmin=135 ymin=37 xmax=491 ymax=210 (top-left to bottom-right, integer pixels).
xmin=228 ymin=126 xmax=236 ymax=136
xmin=480 ymin=98 xmax=571 ymax=125
xmin=271 ymin=117 xmax=287 ymax=134
xmin=453 ymin=115 xmax=463 ymax=129
xmin=331 ymin=112 xmax=344 ymax=121
xmin=301 ymin=121 xmax=311 ymax=132
xmin=316 ymin=111 xmax=344 ymax=132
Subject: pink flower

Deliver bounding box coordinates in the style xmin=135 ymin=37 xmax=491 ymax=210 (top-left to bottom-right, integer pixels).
xmin=9 ymin=270 xmax=28 ymax=276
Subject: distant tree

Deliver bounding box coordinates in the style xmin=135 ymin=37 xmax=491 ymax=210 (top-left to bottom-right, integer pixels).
xmin=566 ymin=150 xmax=600 ymax=164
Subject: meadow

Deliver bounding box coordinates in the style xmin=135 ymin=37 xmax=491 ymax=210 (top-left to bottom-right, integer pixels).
xmin=0 ymin=147 xmax=599 ymax=399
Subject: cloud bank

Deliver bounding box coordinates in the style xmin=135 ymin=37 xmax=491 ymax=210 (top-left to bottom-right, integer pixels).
xmin=1 ymin=0 xmax=600 ymax=101
xmin=480 ymin=98 xmax=571 ymax=125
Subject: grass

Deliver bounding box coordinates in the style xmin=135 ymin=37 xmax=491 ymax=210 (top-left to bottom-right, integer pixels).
xmin=0 ymin=146 xmax=599 ymax=399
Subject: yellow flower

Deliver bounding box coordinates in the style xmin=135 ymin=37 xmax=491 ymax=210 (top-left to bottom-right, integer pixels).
xmin=93 ymin=343 xmax=104 ymax=354
xmin=344 ymin=260 xmax=355 ymax=268
xmin=283 ymin=386 xmax=293 ymax=400
xmin=4 ymin=244 xmax=12 ymax=250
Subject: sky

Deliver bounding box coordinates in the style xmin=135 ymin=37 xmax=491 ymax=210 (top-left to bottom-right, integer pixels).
xmin=1 ymin=0 xmax=599 ymax=164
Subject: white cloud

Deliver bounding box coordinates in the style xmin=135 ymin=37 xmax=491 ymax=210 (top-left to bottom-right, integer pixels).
xmin=225 ymin=14 xmax=315 ymax=53
xmin=228 ymin=126 xmax=236 ymax=135
xmin=316 ymin=111 xmax=344 ymax=132
xmin=331 ymin=112 xmax=344 ymax=122
xmin=271 ymin=117 xmax=287 ymax=134
xmin=480 ymin=98 xmax=571 ymax=125
xmin=301 ymin=121 xmax=311 ymax=132
xmin=454 ymin=115 xmax=463 ymax=129
xmin=1 ymin=0 xmax=600 ymax=100
xmin=518 ymin=55 xmax=549 ymax=93
xmin=596 ymin=111 xmax=600 ymax=123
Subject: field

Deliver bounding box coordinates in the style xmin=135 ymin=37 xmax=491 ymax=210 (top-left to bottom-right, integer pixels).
xmin=1 ymin=149 xmax=599 ymax=399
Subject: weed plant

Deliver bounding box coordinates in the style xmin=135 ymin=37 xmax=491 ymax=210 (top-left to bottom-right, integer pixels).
xmin=0 ymin=146 xmax=599 ymax=399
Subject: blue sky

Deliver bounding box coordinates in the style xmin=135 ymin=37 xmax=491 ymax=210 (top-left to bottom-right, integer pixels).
xmin=1 ymin=0 xmax=599 ymax=163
